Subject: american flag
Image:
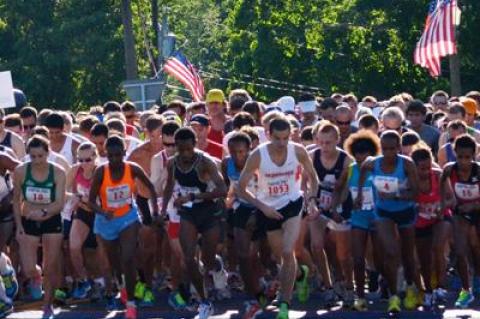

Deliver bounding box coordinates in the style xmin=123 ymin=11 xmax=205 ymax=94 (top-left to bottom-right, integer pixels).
xmin=414 ymin=0 xmax=459 ymax=77
xmin=163 ymin=51 xmax=205 ymax=101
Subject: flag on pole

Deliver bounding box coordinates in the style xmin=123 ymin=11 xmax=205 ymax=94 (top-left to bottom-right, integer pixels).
xmin=414 ymin=0 xmax=459 ymax=77
xmin=163 ymin=51 xmax=204 ymax=101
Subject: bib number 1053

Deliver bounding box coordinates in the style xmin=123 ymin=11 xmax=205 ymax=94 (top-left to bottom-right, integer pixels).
xmin=268 ymin=182 xmax=289 ymax=197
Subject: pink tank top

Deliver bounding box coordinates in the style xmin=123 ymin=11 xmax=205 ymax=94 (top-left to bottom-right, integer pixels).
xmin=74 ymin=166 xmax=92 ymax=197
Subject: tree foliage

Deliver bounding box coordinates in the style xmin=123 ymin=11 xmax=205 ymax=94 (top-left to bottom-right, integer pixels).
xmin=0 ymin=0 xmax=478 ymax=109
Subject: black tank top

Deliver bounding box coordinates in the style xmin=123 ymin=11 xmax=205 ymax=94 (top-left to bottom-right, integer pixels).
xmin=313 ymin=148 xmax=352 ymax=218
xmin=174 ymin=152 xmax=208 ymax=193
xmin=0 ymin=132 xmax=12 ymax=148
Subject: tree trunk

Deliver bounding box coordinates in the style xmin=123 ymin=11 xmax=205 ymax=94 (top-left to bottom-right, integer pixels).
xmin=120 ymin=0 xmax=138 ymax=80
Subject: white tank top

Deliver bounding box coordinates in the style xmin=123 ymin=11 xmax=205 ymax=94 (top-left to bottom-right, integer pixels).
xmin=257 ymin=142 xmax=303 ymax=209
xmin=59 ymin=135 xmax=74 ymax=165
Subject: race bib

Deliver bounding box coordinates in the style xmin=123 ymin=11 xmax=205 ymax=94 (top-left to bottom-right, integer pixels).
xmin=418 ymin=202 xmax=439 ymax=220
xmin=106 ymin=184 xmax=132 ymax=208
xmin=373 ymin=176 xmax=399 ymax=193
xmin=178 ymin=186 xmax=201 ymax=208
xmin=319 ymin=190 xmax=333 ymax=210
xmin=25 ymin=186 xmax=52 ymax=204
xmin=77 ymin=184 xmax=90 ymax=197
xmin=267 ymin=181 xmax=290 ymax=198
xmin=350 ymin=186 xmax=374 ymax=211
xmin=454 ymin=183 xmax=480 ymax=200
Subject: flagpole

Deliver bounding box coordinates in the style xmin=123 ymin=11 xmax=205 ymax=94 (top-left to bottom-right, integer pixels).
xmin=449 ymin=1 xmax=462 ymax=96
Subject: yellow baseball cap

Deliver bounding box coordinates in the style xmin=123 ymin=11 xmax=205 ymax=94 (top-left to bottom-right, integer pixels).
xmin=461 ymin=97 xmax=478 ymax=115
xmin=206 ymin=89 xmax=225 ymax=104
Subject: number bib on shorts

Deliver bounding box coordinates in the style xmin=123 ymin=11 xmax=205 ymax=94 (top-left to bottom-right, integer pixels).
xmin=454 ymin=183 xmax=480 ymax=201
xmin=418 ymin=202 xmax=439 ymax=220
xmin=106 ymin=184 xmax=132 ymax=208
xmin=350 ymin=186 xmax=374 ymax=211
xmin=25 ymin=186 xmax=52 ymax=205
xmin=373 ymin=176 xmax=399 ymax=193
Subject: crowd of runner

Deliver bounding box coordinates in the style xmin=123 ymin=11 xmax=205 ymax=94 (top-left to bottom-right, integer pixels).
xmin=0 ymin=88 xmax=479 ymax=319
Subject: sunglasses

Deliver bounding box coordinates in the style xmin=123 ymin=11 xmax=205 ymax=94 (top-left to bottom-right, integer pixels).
xmin=23 ymin=124 xmax=35 ymax=130
xmin=78 ymin=158 xmax=93 ymax=163
xmin=163 ymin=142 xmax=175 ymax=148
xmin=336 ymin=120 xmax=351 ymax=126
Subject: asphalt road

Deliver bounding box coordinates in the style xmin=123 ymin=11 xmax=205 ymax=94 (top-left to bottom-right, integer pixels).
xmin=7 ymin=291 xmax=480 ymax=319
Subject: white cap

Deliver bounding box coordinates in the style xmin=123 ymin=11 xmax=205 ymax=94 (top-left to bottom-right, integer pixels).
xmin=298 ymin=100 xmax=317 ymax=113
xmin=277 ymin=96 xmax=295 ymax=113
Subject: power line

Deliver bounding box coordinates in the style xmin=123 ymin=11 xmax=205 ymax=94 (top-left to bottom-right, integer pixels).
xmin=200 ymin=71 xmax=318 ymax=95
xmin=204 ymin=66 xmax=325 ymax=92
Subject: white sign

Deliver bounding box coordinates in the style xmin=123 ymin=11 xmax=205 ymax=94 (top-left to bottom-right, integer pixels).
xmin=0 ymin=71 xmax=15 ymax=109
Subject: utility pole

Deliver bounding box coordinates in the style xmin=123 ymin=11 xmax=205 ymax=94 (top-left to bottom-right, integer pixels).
xmin=156 ymin=7 xmax=176 ymax=103
xmin=449 ymin=2 xmax=462 ymax=96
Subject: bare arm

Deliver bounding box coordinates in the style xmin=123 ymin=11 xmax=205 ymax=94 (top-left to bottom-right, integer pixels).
xmin=440 ymin=164 xmax=456 ymax=210
xmin=88 ymin=166 xmax=107 ymax=214
xmin=295 ymin=145 xmax=319 ymax=201
xmin=131 ymin=162 xmax=159 ymax=216
xmin=437 ymin=145 xmax=447 ymax=168
xmin=236 ymin=150 xmax=267 ymax=211
xmin=195 ymin=156 xmax=227 ymax=201
xmin=12 ymin=165 xmax=25 ymax=232
xmin=330 ymin=164 xmax=350 ymax=212
xmin=42 ymin=166 xmax=67 ymax=218
xmin=402 ymin=158 xmax=419 ymax=201
xmin=161 ymin=159 xmax=175 ymax=214
xmin=11 ymin=132 xmax=26 ymax=159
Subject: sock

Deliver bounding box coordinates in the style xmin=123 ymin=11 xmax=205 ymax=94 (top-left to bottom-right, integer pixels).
xmin=94 ymin=277 xmax=105 ymax=288
xmin=126 ymin=300 xmax=136 ymax=307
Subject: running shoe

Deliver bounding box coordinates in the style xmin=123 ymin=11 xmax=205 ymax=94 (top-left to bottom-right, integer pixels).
xmin=2 ymin=270 xmax=18 ymax=300
xmin=54 ymin=288 xmax=68 ymax=305
xmin=473 ymin=276 xmax=480 ymax=297
xmin=125 ymin=303 xmax=137 ymax=319
xmin=72 ymin=280 xmax=91 ymax=299
xmin=455 ymin=289 xmax=474 ymax=309
xmin=388 ymin=295 xmax=401 ymax=313
xmin=242 ymin=300 xmax=262 ymax=319
xmin=433 ymin=287 xmax=447 ymax=304
xmin=343 ymin=289 xmax=355 ymax=309
xmin=41 ymin=305 xmax=55 ymax=319
xmin=276 ymin=302 xmax=289 ymax=319
xmin=140 ymin=288 xmax=154 ymax=307
xmin=296 ymin=265 xmax=310 ymax=304
xmin=90 ymin=282 xmax=104 ymax=303
xmin=423 ymin=293 xmax=433 ymax=309
xmin=134 ymin=282 xmax=145 ymax=300
xmin=0 ymin=301 xmax=13 ymax=318
xmin=403 ymin=285 xmax=417 ymax=310
xmin=29 ymin=276 xmax=43 ymax=301
xmin=353 ymin=298 xmax=367 ymax=311
xmin=321 ymin=288 xmax=337 ymax=308
xmin=168 ymin=291 xmax=187 ymax=310
xmin=105 ymin=295 xmax=119 ymax=311
xmin=198 ymin=301 xmax=214 ymax=319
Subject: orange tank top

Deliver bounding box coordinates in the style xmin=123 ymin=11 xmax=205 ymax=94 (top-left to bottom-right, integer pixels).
xmin=100 ymin=163 xmax=135 ymax=217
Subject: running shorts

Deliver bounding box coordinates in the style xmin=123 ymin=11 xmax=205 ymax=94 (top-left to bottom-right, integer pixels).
xmin=260 ymin=196 xmax=304 ymax=232
xmin=22 ymin=214 xmax=62 ymax=237
xmin=94 ymin=206 xmax=140 ymax=241
xmin=376 ymin=206 xmax=416 ymax=228
xmin=178 ymin=201 xmax=223 ymax=234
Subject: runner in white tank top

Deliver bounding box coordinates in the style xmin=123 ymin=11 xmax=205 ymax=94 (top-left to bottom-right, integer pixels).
xmin=237 ymin=117 xmax=319 ymax=316
xmin=257 ymin=142 xmax=302 ymax=209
